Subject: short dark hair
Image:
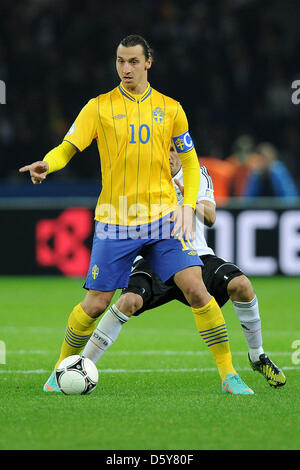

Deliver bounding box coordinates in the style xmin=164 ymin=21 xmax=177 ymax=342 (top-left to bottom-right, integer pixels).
xmin=119 ymin=34 xmax=153 ymax=61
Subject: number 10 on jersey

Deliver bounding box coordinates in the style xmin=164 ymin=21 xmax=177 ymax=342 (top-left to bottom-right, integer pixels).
xmin=129 ymin=124 xmax=150 ymax=144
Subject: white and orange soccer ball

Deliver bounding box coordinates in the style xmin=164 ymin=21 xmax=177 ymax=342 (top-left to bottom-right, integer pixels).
xmin=55 ymin=355 xmax=98 ymax=395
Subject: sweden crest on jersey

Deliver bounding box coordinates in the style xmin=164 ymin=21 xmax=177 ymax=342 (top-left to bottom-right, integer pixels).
xmin=153 ymin=106 xmax=164 ymax=124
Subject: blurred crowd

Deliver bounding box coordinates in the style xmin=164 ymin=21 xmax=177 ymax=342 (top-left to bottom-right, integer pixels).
xmin=200 ymin=135 xmax=298 ymax=204
xmin=0 ymin=0 xmax=300 ymax=199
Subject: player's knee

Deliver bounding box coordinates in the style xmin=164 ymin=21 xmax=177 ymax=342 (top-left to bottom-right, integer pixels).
xmin=227 ymin=275 xmax=254 ymax=302
xmin=175 ymin=267 xmax=210 ymax=308
xmin=82 ymin=290 xmax=113 ymax=317
xmin=117 ymin=292 xmax=143 ymax=316
xmin=182 ymin=281 xmax=211 ymax=308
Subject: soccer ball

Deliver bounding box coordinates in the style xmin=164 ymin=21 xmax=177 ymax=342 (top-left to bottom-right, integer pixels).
xmin=55 ymin=355 xmax=98 ymax=395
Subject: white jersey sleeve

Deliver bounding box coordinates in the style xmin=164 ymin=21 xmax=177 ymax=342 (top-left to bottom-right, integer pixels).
xmin=172 ymin=165 xmax=215 ymax=257
xmin=197 ymin=166 xmax=216 ymax=205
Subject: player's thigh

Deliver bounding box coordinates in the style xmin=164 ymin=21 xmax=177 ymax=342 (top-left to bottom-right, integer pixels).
xmin=84 ymin=222 xmax=143 ymax=292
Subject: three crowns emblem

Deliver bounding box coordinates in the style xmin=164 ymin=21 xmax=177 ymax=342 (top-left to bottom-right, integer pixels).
xmin=153 ymin=107 xmax=164 ymax=124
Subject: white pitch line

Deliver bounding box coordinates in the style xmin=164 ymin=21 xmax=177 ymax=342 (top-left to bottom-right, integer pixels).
xmin=0 ymin=366 xmax=298 ymax=375
xmin=5 ymin=350 xmax=293 ymax=357
xmin=0 ymin=369 xmax=49 ymax=374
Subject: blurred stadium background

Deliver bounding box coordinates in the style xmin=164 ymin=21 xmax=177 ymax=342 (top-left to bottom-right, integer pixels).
xmin=0 ymin=0 xmax=300 ymax=277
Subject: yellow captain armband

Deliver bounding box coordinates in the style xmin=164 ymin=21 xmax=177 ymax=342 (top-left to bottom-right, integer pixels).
xmin=43 ymin=141 xmax=77 ymax=174
xmin=179 ymin=147 xmax=201 ymax=210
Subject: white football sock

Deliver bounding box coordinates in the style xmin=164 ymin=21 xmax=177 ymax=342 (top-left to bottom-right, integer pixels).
xmin=232 ymin=295 xmax=264 ymax=362
xmin=82 ymin=304 xmax=129 ymax=363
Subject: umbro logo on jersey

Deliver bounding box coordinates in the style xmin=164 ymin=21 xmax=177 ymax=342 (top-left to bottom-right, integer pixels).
xmin=113 ymin=114 xmax=126 ymax=119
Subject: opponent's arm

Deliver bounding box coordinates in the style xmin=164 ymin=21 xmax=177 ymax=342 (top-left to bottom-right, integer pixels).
xmin=174 ymin=178 xmax=216 ymax=227
xmin=196 ymin=200 xmax=216 ymax=227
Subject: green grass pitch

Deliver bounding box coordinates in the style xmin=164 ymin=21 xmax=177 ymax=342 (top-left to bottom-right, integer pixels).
xmin=0 ymin=276 xmax=299 ymax=450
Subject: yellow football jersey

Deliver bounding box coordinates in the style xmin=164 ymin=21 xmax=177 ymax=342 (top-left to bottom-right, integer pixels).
xmin=64 ymin=82 xmax=195 ymax=225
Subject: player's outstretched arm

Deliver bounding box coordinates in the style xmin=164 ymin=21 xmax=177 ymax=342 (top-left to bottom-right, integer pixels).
xmin=19 ymin=141 xmax=77 ymax=184
xmin=19 ymin=161 xmax=49 ymax=185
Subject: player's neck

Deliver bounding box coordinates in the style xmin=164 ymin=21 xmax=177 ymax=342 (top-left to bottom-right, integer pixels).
xmin=122 ymin=80 xmax=149 ymax=96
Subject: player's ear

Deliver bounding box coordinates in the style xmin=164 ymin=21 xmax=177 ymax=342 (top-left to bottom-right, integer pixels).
xmin=145 ymin=58 xmax=152 ymax=70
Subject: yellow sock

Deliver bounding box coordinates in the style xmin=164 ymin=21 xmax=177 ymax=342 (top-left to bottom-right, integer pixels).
xmin=54 ymin=304 xmax=97 ymax=370
xmin=192 ymin=297 xmax=236 ymax=381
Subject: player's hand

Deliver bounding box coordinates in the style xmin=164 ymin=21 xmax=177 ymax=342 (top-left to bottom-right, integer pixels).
xmin=19 ymin=161 xmax=49 ymax=185
xmin=170 ymin=205 xmax=194 ymax=241
xmin=174 ymin=178 xmax=184 ymax=196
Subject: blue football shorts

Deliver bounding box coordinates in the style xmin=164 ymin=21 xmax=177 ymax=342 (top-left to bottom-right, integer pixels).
xmin=84 ymin=214 xmax=202 ymax=292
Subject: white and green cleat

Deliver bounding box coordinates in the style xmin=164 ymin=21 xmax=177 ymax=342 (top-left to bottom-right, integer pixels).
xmin=248 ymin=353 xmax=286 ymax=388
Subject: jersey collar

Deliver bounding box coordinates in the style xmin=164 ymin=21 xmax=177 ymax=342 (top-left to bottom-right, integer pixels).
xmin=118 ymin=82 xmax=152 ymax=103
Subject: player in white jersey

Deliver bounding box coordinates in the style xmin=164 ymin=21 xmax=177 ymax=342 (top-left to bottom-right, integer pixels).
xmin=82 ymin=145 xmax=286 ymax=389
xmin=173 ymin=161 xmax=215 ymax=258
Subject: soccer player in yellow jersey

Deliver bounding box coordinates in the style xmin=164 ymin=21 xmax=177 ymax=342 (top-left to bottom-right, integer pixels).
xmin=19 ymin=35 xmax=253 ymax=394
